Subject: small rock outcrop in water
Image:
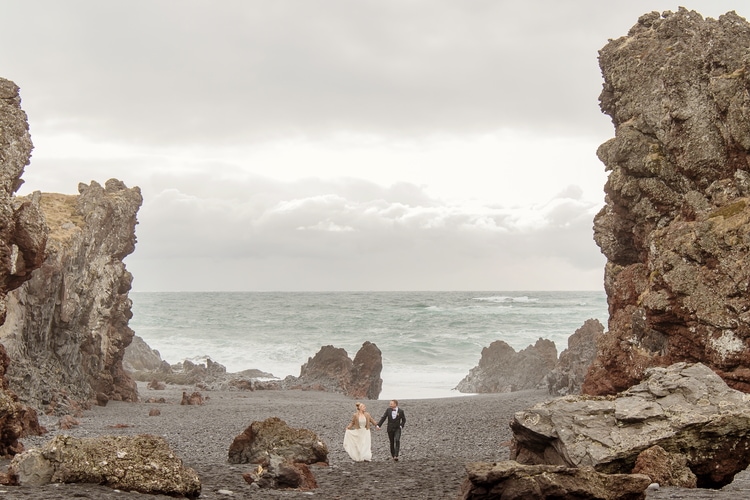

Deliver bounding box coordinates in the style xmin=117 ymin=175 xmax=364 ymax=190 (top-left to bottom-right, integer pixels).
xmin=9 ymin=434 xmax=201 ymax=497
xmin=455 ymin=338 xmax=557 ymax=393
xmin=459 ymin=461 xmax=651 ymax=500
xmin=511 ymin=362 xmax=750 ymax=488
xmin=0 ymin=180 xmax=143 ymax=411
xmin=282 ymin=342 xmax=383 ymax=399
xmin=546 ymin=318 xmax=603 ymax=396
xmin=584 ymin=8 xmax=750 ymax=395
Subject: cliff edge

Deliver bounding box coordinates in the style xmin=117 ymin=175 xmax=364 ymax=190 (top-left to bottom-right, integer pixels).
xmin=584 ymin=9 xmax=750 ymax=394
xmin=0 ymin=180 xmax=142 ymax=411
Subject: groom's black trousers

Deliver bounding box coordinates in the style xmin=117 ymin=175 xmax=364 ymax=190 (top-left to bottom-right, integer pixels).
xmin=388 ymin=427 xmax=401 ymax=458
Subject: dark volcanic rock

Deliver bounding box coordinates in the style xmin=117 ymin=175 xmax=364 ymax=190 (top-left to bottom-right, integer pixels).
xmin=227 ymin=416 xmax=328 ymax=466
xmin=0 ymin=77 xmax=47 ymax=324
xmin=547 ymin=318 xmax=603 ymax=396
xmin=456 ymin=338 xmax=557 ymax=393
xmin=283 ymin=342 xmax=383 ymax=399
xmin=584 ymin=8 xmax=750 ymax=395
xmin=0 ymin=180 xmax=143 ymax=411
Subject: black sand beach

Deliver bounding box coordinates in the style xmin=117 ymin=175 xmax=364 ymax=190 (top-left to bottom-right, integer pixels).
xmin=4 ymin=383 xmax=750 ymax=499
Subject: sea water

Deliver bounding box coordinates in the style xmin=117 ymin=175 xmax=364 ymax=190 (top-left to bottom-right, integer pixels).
xmin=129 ymin=291 xmax=607 ymax=400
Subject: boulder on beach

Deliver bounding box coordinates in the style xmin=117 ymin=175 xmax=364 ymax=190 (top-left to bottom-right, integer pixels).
xmin=228 ymin=416 xmax=328 ymax=466
xmin=9 ymin=434 xmax=201 ymax=497
xmin=584 ymin=7 xmax=750 ymax=395
xmin=511 ymin=362 xmax=750 ymax=488
xmin=460 ymin=461 xmax=651 ymax=500
xmin=455 ymin=338 xmax=557 ymax=393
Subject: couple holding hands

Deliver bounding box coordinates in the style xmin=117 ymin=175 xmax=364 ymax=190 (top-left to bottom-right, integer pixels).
xmin=343 ymin=399 xmax=405 ymax=462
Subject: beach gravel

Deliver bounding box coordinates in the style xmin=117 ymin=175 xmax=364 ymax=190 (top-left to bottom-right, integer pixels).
xmin=3 ymin=383 xmax=749 ymax=499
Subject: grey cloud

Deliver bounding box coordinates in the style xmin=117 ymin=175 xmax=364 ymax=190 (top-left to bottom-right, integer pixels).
xmin=129 ymin=175 xmax=602 ymax=280
xmin=5 ymin=0 xmax=740 ymax=148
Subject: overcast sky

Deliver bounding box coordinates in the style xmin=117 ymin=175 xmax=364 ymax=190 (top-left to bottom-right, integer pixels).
xmin=1 ymin=1 xmax=746 ymax=292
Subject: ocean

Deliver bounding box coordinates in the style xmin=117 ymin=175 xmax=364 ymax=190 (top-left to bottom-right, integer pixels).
xmin=128 ymin=291 xmax=608 ymax=400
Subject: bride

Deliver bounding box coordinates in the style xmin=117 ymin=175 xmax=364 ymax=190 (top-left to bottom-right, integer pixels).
xmin=343 ymin=402 xmax=379 ymax=461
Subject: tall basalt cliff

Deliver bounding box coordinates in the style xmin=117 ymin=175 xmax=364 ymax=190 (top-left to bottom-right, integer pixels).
xmin=0 ymin=179 xmax=143 ymax=410
xmin=0 ymin=78 xmax=49 ymax=452
xmin=0 ymin=78 xmax=47 ymax=322
xmin=583 ymin=9 xmax=750 ymax=395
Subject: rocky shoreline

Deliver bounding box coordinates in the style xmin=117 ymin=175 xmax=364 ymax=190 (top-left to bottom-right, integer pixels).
xmin=0 ymin=382 xmax=745 ymax=499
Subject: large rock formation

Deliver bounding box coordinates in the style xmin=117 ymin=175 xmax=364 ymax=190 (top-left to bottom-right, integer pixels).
xmin=546 ymin=319 xmax=603 ymax=396
xmin=512 ymin=363 xmax=750 ymax=488
xmin=455 ymin=338 xmax=557 ymax=393
xmin=282 ymin=342 xmax=383 ymax=399
xmin=0 ymin=77 xmax=50 ymax=454
xmin=0 ymin=77 xmax=47 ymax=324
xmin=0 ymin=179 xmax=143 ymax=411
xmin=584 ymin=9 xmax=750 ymax=395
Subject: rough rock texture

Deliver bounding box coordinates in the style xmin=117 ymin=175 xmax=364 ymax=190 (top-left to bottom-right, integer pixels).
xmin=547 ymin=319 xmax=604 ymax=396
xmin=282 ymin=342 xmax=383 ymax=399
xmin=459 ymin=461 xmax=651 ymax=500
xmin=0 ymin=180 xmax=142 ymax=412
xmin=0 ymin=77 xmax=50 ymax=457
xmin=8 ymin=434 xmax=201 ymax=497
xmin=584 ymin=8 xmax=750 ymax=395
xmin=227 ymin=416 xmax=329 ymax=466
xmin=456 ymin=338 xmax=557 ymax=393
xmin=632 ymin=445 xmax=697 ymax=488
xmin=0 ymin=344 xmax=45 ymax=456
xmin=0 ymin=78 xmax=48 ymax=325
xmin=242 ymin=455 xmax=319 ymax=490
xmin=122 ymin=334 xmax=164 ymax=373
xmin=511 ymin=362 xmax=750 ymax=488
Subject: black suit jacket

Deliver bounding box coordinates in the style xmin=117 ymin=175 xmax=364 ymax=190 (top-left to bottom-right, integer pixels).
xmin=378 ymin=407 xmax=406 ymax=431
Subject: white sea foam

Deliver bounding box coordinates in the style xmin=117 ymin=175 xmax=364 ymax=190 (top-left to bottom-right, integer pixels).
xmin=130 ymin=291 xmax=607 ymax=399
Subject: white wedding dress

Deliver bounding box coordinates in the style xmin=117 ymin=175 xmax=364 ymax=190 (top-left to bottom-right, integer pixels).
xmin=343 ymin=416 xmax=372 ymax=461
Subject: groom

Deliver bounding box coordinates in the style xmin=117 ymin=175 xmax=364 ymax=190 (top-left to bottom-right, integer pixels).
xmin=377 ymin=399 xmax=406 ymax=461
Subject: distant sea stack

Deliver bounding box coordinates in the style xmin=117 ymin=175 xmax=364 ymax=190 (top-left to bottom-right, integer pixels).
xmin=583 ymin=9 xmax=750 ymax=395
xmin=0 ymin=180 xmax=142 ymax=411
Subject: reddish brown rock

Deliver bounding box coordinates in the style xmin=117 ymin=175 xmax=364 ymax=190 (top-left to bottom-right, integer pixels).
xmin=632 ymin=445 xmax=697 ymax=488
xmin=58 ymin=415 xmax=79 ymax=430
xmin=180 ymin=391 xmax=203 ymax=405
xmin=584 ymin=9 xmax=750 ymax=395
xmin=147 ymin=379 xmax=166 ymax=390
xmin=148 ymin=408 xmax=161 ymax=417
xmin=455 ymin=338 xmax=557 ymax=393
xmin=242 ymin=457 xmax=319 ymax=490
